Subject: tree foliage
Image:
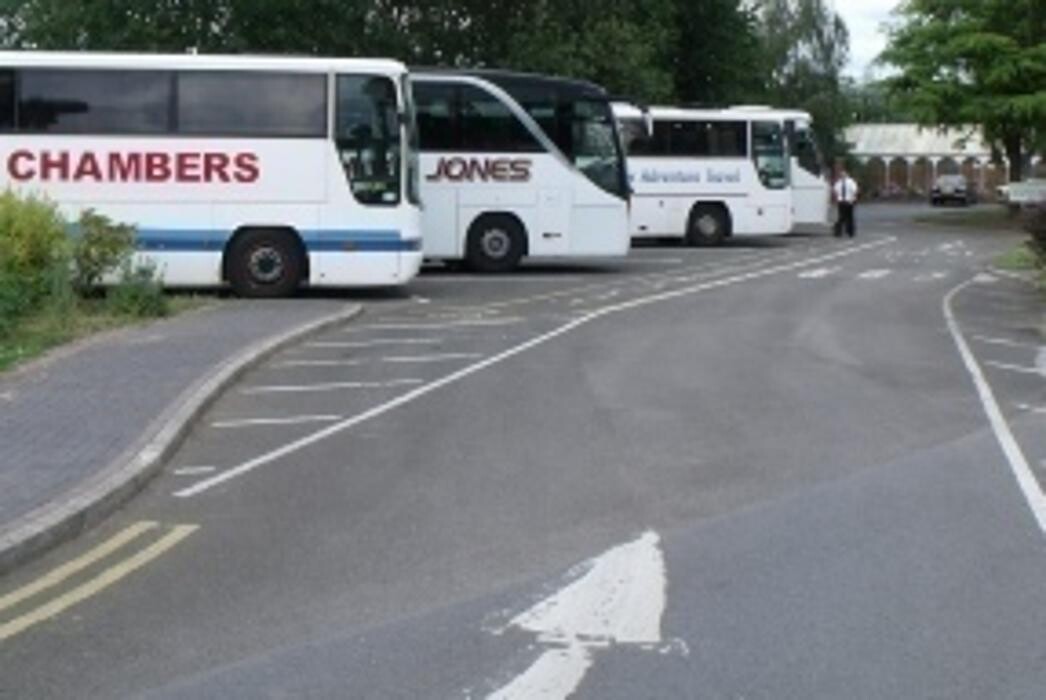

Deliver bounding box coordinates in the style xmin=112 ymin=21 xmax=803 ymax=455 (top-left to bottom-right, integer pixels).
xmin=0 ymin=0 xmax=854 ymax=157
xmin=881 ymin=0 xmax=1046 ymax=181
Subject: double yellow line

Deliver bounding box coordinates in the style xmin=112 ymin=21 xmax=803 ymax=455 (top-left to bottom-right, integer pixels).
xmin=0 ymin=520 xmax=197 ymax=642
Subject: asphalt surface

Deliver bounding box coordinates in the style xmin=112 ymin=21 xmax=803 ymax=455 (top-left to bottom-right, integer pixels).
xmin=1 ymin=203 xmax=1044 ymax=699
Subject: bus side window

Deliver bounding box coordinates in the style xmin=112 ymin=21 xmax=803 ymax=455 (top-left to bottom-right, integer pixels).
xmin=335 ymin=75 xmax=401 ymax=206
xmin=0 ymin=71 xmax=13 ymax=130
xmin=413 ymin=81 xmax=458 ymax=151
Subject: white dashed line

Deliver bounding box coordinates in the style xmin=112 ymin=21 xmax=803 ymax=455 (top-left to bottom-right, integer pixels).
xmin=242 ymin=379 xmax=424 ymax=395
xmin=380 ymin=353 xmax=483 ymax=364
xmin=858 ymin=269 xmax=892 ymax=280
xmin=172 ymin=466 xmax=217 ymax=476
xmin=307 ymin=338 xmax=441 ymax=349
xmin=972 ymin=335 xmax=1041 ymax=350
xmin=798 ymin=267 xmax=839 ymax=279
xmin=984 ymin=360 xmax=1046 ymax=377
xmin=211 ymin=415 xmax=343 ymax=429
xmin=271 ymin=359 xmax=363 ymax=368
xmin=1016 ymin=404 xmax=1046 ymax=415
xmin=360 ymin=318 xmax=524 ymax=331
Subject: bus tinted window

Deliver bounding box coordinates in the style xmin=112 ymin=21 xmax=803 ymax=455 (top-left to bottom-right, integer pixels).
xmin=619 ymin=119 xmax=652 ymax=155
xmin=18 ymin=69 xmax=170 ymax=134
xmin=793 ymin=125 xmax=822 ymax=176
xmin=335 ymin=74 xmax=401 ymax=205
xmin=647 ymin=120 xmax=747 ymax=157
xmin=414 ymin=82 xmax=457 ymax=150
xmin=458 ymin=84 xmax=542 ymax=153
xmin=752 ymin=120 xmax=788 ymax=189
xmin=0 ymin=71 xmax=13 ymax=130
xmin=177 ymin=72 xmax=325 ymax=137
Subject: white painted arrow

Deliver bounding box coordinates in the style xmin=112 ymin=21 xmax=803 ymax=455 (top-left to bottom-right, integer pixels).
xmin=485 ymin=531 xmax=680 ymax=699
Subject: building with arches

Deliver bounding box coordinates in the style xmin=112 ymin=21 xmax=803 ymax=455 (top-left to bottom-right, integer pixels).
xmin=844 ymin=123 xmax=1012 ymax=200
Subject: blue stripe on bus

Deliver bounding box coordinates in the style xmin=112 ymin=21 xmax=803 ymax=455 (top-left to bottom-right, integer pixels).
xmin=130 ymin=229 xmax=420 ymax=253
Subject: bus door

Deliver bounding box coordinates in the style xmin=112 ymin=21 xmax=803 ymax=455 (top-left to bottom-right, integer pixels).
xmin=787 ymin=119 xmax=830 ymax=226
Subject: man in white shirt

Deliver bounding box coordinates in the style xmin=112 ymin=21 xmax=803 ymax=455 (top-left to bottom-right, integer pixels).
xmin=832 ymin=169 xmax=859 ymax=238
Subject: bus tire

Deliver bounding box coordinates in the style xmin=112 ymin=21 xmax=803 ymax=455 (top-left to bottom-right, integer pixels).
xmin=465 ymin=214 xmax=525 ymax=273
xmin=226 ymin=229 xmax=305 ymax=298
xmin=687 ymin=205 xmax=729 ymax=247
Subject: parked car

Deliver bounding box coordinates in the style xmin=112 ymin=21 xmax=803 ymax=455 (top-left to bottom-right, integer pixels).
xmin=930 ymin=175 xmax=975 ymax=206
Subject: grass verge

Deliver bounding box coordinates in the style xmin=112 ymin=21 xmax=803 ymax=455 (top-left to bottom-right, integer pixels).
xmin=0 ymin=295 xmax=210 ymax=374
xmin=913 ymin=206 xmax=1020 ymax=231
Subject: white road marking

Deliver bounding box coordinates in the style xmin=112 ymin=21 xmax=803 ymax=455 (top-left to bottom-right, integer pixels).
xmin=798 ymin=267 xmax=839 ymax=279
xmin=241 ymin=379 xmax=423 ymax=395
xmin=360 ymin=318 xmax=524 ymax=331
xmin=486 ymin=532 xmax=675 ymax=700
xmin=172 ymin=466 xmax=217 ymax=476
xmin=412 ymin=296 xmax=432 ymax=304
xmin=914 ymin=271 xmax=949 ymax=282
xmin=984 ymin=360 xmax=1046 ymax=377
xmin=972 ymin=335 xmax=1041 ymax=350
xmin=944 ymin=279 xmax=1046 ymax=535
xmin=271 ymin=359 xmax=363 ymax=368
xmin=306 ymin=338 xmax=441 ymax=349
xmin=974 ymin=272 xmax=997 ymax=284
xmin=211 ymin=415 xmax=343 ymax=429
xmin=858 ymin=268 xmax=892 ymax=280
xmin=175 ymin=237 xmax=893 ymax=498
xmin=1016 ymin=404 xmax=1046 ymax=415
xmin=380 ymin=353 xmax=482 ymax=364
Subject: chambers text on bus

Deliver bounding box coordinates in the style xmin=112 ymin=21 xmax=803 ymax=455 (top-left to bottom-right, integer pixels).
xmin=6 ymin=150 xmax=261 ymax=184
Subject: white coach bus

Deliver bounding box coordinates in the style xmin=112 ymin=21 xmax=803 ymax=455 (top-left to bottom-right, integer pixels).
xmin=411 ymin=69 xmax=630 ymax=272
xmin=614 ymin=103 xmax=794 ymax=246
xmin=735 ymin=106 xmax=830 ymax=228
xmin=0 ymin=51 xmax=423 ymax=296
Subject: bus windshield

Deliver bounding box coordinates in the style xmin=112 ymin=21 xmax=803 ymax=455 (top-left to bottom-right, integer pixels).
xmin=752 ymin=120 xmax=788 ymax=190
xmin=571 ymin=99 xmax=629 ymax=199
xmin=792 ymin=124 xmax=824 ymax=177
xmin=335 ymin=75 xmax=402 ymax=206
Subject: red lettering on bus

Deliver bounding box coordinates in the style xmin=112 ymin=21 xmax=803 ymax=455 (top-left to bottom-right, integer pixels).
xmin=108 ymin=152 xmax=142 ymax=181
xmin=145 ymin=153 xmax=172 ymax=182
xmin=40 ymin=151 xmax=70 ymax=181
xmin=175 ymin=152 xmax=202 ymax=183
xmin=8 ymin=150 xmax=35 ymax=181
xmin=73 ymin=152 xmax=103 ymax=182
xmin=204 ymin=153 xmax=231 ymax=183
xmin=233 ymin=153 xmax=260 ymax=183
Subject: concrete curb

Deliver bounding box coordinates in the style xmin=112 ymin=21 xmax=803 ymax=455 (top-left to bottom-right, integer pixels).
xmin=0 ymin=303 xmax=364 ymax=576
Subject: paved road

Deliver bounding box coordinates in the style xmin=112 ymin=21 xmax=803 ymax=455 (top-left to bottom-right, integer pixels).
xmin=2 ymin=205 xmax=1044 ymax=699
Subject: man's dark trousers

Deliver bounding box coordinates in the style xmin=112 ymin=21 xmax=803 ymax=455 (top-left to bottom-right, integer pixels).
xmin=834 ymin=202 xmax=856 ymax=238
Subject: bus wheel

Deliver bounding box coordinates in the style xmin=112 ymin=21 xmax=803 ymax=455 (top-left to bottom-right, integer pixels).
xmin=466 ymin=215 xmax=525 ymax=273
xmin=687 ymin=205 xmax=729 ymax=247
xmin=226 ymin=229 xmax=304 ymax=298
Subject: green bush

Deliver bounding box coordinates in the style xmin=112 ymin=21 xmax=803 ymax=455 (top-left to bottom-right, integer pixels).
xmin=71 ymin=209 xmax=135 ymax=292
xmin=105 ymin=261 xmax=169 ymax=318
xmin=0 ymin=190 xmax=68 ymax=277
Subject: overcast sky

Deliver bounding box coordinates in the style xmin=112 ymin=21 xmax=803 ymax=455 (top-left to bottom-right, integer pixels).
xmin=833 ymin=0 xmax=902 ymax=80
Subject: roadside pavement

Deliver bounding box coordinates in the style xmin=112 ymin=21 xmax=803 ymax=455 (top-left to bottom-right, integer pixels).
xmin=0 ymin=299 xmax=362 ymax=574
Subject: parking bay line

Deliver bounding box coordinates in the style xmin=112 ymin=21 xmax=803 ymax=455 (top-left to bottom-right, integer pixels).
xmin=174 ymin=236 xmax=893 ymax=499
xmin=973 ymin=335 xmax=1042 ymax=350
xmin=305 ymin=338 xmax=442 ymax=350
xmin=983 ymin=360 xmax=1045 ymax=377
xmin=242 ymin=378 xmax=423 ymax=395
xmin=0 ymin=523 xmax=198 ymax=642
xmin=211 ymin=415 xmax=344 ymax=429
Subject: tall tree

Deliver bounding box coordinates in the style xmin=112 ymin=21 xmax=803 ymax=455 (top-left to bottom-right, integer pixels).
xmin=754 ymin=0 xmax=851 ymax=163
xmin=672 ymin=0 xmax=764 ymax=105
xmin=881 ymin=0 xmax=1046 ymax=182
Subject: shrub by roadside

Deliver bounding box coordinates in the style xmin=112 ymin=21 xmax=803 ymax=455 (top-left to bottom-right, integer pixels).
xmin=0 ymin=192 xmax=180 ymax=371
